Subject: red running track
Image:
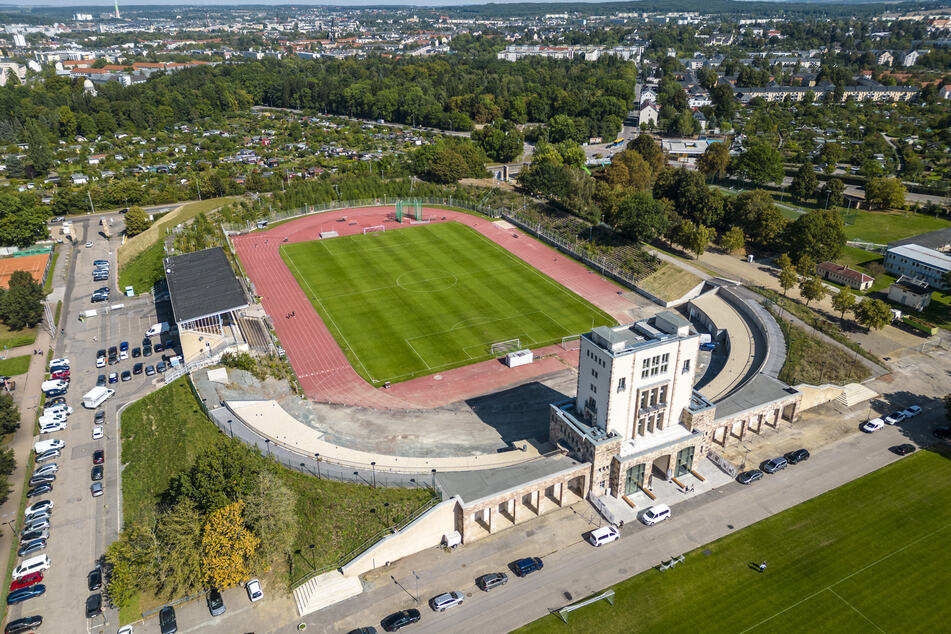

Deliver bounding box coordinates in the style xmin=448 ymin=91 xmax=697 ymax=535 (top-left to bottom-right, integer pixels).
xmin=232 ymin=207 xmax=638 ymax=409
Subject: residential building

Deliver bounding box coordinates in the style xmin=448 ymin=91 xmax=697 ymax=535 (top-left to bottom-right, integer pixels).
xmin=902 ymin=50 xmax=920 ymax=66
xmin=639 ymin=102 xmax=659 ymax=127
xmin=887 ymin=276 xmax=932 ymax=310
xmin=816 ymin=262 xmax=874 ymax=291
xmin=877 ymin=51 xmax=894 ymax=66
xmin=884 ymin=244 xmax=951 ymax=289
xmin=0 ymin=62 xmax=25 ymax=86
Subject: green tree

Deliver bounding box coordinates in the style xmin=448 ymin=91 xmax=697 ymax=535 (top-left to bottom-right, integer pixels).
xmin=720 ymin=226 xmax=746 ymax=254
xmin=155 ymin=500 xmax=204 ymax=599
xmin=775 ymin=253 xmax=793 ymax=270
xmin=0 ymin=392 xmax=20 ymax=436
xmin=628 ymin=134 xmax=666 ymax=175
xmin=168 ymin=442 xmax=263 ymax=513
xmin=614 ymin=192 xmax=669 ymax=242
xmin=201 ymin=500 xmax=260 ymax=589
xmin=796 ymin=254 xmax=816 ymax=278
xmin=832 ymin=287 xmax=857 ymax=320
xmin=673 ymin=220 xmax=713 ymax=259
xmin=123 ymin=206 xmax=152 ymax=237
xmin=819 ymin=143 xmax=842 ymax=174
xmin=854 ymin=298 xmax=892 ymax=332
xmin=243 ymin=471 xmax=298 ymax=564
xmin=0 ymin=270 xmax=44 ymax=330
xmin=697 ymin=142 xmax=730 ymax=180
xmin=779 ymin=266 xmax=799 ymax=297
xmin=57 ymin=105 xmax=76 ymax=139
xmin=820 ymin=178 xmax=845 ymax=208
xmin=865 ymin=177 xmax=906 ymax=210
xmin=105 ymin=522 xmax=159 ymax=608
xmin=786 ymin=209 xmax=846 ymax=262
xmin=799 ymin=275 xmax=827 ymax=307
xmin=471 ymin=121 xmax=524 ymax=163
xmin=727 ymin=189 xmax=787 ymax=249
xmin=733 ymin=140 xmax=784 ymax=186
xmin=24 ymin=121 xmax=53 ymax=176
xmin=790 ymin=162 xmax=818 ymax=202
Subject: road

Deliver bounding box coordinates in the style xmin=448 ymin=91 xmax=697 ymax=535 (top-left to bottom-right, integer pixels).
xmin=3 ymin=216 xmax=167 ymax=633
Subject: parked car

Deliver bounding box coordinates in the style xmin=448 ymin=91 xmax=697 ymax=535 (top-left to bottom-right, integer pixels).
xmin=35 ymin=449 xmax=61 ymax=463
xmin=511 ymin=557 xmax=544 ymax=577
xmin=6 ymin=584 xmax=45 ymax=604
xmin=91 ymin=465 xmax=103 ymax=481
xmin=26 ymin=484 xmax=52 ymax=498
xmin=901 ymin=405 xmax=922 ymax=418
xmin=207 ymin=587 xmax=226 ymax=616
xmin=933 ymin=427 xmax=951 ymax=440
xmin=143 ymin=346 xmax=152 ymax=357
xmin=159 ymin=605 xmax=177 ymax=634
xmin=133 ymin=363 xmax=143 ymax=375
xmin=9 ymin=572 xmax=42 ymax=592
xmin=699 ymin=342 xmax=717 ymax=351
xmin=34 ymin=463 xmax=57 ymax=477
xmin=4 ymin=616 xmax=43 ymax=633
xmin=20 ymin=529 xmax=48 ymax=543
xmin=762 ymin=457 xmax=788 ymax=474
xmin=96 ymin=356 xmax=106 ymax=369
xmin=21 ymin=518 xmax=50 ymax=533
xmin=39 ymin=423 xmax=66 ymax=435
xmin=119 ymin=350 xmax=129 ymax=361
xmin=475 ymin=572 xmax=508 ymax=592
xmin=91 ymin=482 xmax=103 ymax=497
xmin=784 ymin=448 xmax=810 ymax=464
xmin=132 ymin=347 xmax=141 ymax=358
xmin=46 ymin=396 xmax=66 ymax=407
xmin=44 ymin=388 xmax=67 ymax=398
xmin=121 ymin=370 xmax=132 ymax=382
xmin=884 ymin=411 xmax=906 ymax=425
xmin=25 ymin=501 xmax=52 ymax=516
xmin=154 ymin=342 xmax=164 ymax=353
xmin=246 ymin=578 xmax=263 ymax=602
xmin=641 ymin=504 xmax=672 ymax=526
xmin=120 ymin=341 xmax=129 ymax=352
xmin=156 ymin=361 xmax=167 ymax=373
xmin=85 ymin=593 xmax=103 ymax=618
xmin=861 ymin=418 xmax=885 ymax=433
xmin=93 ymin=449 xmax=104 ymax=464
xmin=50 ymin=370 xmax=70 ymax=380
xmin=92 ymin=426 xmax=104 ymax=440
xmin=145 ymin=365 xmax=155 ymax=376
xmin=88 ymin=567 xmax=103 ymax=591
xmin=587 ymin=525 xmax=620 ymax=546
xmin=381 ymin=609 xmax=421 ymax=632
xmin=891 ymin=444 xmax=916 ymax=456
xmin=428 ymin=591 xmax=463 ymax=612
xmin=17 ymin=540 xmax=46 ymax=557
xmin=108 ymin=373 xmax=118 ymax=384
xmin=95 ymin=410 xmax=105 ymax=424
xmin=737 ymin=470 xmax=764 ymax=485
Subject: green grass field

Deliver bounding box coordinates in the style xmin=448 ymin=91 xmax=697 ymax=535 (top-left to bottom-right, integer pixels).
xmin=0 ymin=355 xmax=31 ymax=376
xmin=281 ymin=222 xmax=615 ymax=384
xmin=519 ymin=447 xmax=951 ymax=633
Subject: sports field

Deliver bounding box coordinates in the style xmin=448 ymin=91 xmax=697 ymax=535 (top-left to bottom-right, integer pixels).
xmin=281 ymin=222 xmax=614 ymax=384
xmin=519 ymin=447 xmax=951 ymax=633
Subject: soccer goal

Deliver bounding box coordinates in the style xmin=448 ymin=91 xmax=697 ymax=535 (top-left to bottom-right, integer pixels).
xmin=490 ymin=338 xmax=521 ymax=357
xmin=395 ymin=200 xmax=422 ymax=223
xmin=363 ymin=225 xmax=385 ymax=235
xmin=561 ymin=335 xmax=581 ymax=351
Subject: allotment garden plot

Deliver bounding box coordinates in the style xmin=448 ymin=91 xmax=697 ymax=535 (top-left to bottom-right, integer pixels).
xmin=281 ymin=222 xmax=614 ymax=385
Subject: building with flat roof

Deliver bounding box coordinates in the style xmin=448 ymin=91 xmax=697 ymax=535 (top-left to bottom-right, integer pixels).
xmin=165 ymin=247 xmax=250 ymax=363
xmin=884 ymin=243 xmax=951 ymax=289
xmin=887 ymin=275 xmax=932 ymax=311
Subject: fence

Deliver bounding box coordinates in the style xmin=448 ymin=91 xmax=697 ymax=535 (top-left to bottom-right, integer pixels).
xmin=221 ymin=197 xmax=506 ymax=234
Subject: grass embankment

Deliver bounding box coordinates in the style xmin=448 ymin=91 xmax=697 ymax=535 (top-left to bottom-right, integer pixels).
xmin=42 ymin=247 xmax=59 ymax=295
xmin=636 ymin=263 xmax=702 ymax=302
xmin=751 ymin=287 xmax=880 ymax=367
xmin=281 ymin=222 xmax=615 ymax=385
xmin=120 ymin=378 xmax=435 ymax=620
xmin=775 ymin=318 xmax=870 ymax=385
xmin=843 ymin=208 xmax=951 ymax=244
xmin=117 ymin=240 xmax=166 ymax=295
xmin=519 ymin=448 xmax=951 ymax=633
xmin=0 ymin=355 xmax=31 ymax=377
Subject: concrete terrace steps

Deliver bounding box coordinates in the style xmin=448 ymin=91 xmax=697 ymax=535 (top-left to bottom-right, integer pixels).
xmin=293 ymin=570 xmax=363 ymax=617
xmin=835 ymin=382 xmax=879 ymax=408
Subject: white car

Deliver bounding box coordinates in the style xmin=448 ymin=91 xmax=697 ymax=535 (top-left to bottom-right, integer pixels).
xmin=96 ymin=357 xmax=106 ymax=368
xmin=119 ymin=350 xmax=128 ymax=361
xmin=902 ymin=405 xmax=922 ymax=418
xmin=117 ymin=627 xmax=134 ymax=634
xmin=587 ymin=525 xmax=621 ymax=547
xmin=429 ymin=591 xmax=464 ymax=612
xmin=34 ymin=464 xmax=58 ymax=476
xmin=25 ymin=501 xmax=53 ymax=516
xmin=246 ymin=578 xmax=263 ymax=602
xmin=43 ymin=405 xmax=72 ymax=417
xmin=40 ymin=423 xmax=67 ymax=434
xmin=92 ymin=426 xmax=104 ymax=440
xmin=85 ymin=242 xmax=93 ymax=248
xmin=641 ymin=504 xmax=672 ymax=526
xmin=861 ymin=418 xmax=885 ymax=433
xmin=39 ymin=413 xmax=67 ymax=424
xmin=49 ymin=358 xmax=70 ymax=369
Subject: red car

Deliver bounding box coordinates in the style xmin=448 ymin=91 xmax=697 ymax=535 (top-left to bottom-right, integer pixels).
xmin=9 ymin=571 xmax=43 ymax=591
xmin=50 ymin=371 xmax=70 ymax=380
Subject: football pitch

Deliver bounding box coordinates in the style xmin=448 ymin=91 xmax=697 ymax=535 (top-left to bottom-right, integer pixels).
xmin=518 ymin=447 xmax=951 ymax=633
xmin=280 ymin=222 xmax=615 ymax=385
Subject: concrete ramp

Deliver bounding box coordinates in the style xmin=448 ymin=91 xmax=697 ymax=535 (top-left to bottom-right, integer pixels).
xmin=293 ymin=570 xmax=363 ymax=617
xmin=835 ymin=383 xmax=879 ymax=408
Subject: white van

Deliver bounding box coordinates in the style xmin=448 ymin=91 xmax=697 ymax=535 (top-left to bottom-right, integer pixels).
xmin=43 ymin=404 xmax=72 ymax=417
xmin=34 ymin=439 xmax=65 ymax=454
xmin=39 ymin=413 xmax=67 ymax=424
xmin=12 ymin=554 xmax=50 ymax=579
xmin=83 ymin=386 xmax=115 ymax=409
xmin=41 ymin=379 xmax=68 ymax=392
xmin=641 ymin=504 xmax=671 ymax=526
xmin=587 ymin=525 xmax=621 ymax=547
xmin=145 ymin=322 xmax=170 ymax=337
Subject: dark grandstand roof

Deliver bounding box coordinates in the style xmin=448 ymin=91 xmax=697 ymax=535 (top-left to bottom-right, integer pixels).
xmin=888 ymin=227 xmax=951 ymax=251
xmin=164 ymin=248 xmax=247 ymax=323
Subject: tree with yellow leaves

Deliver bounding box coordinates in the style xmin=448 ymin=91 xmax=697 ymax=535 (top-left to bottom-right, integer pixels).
xmin=201 ymin=500 xmax=260 ymax=589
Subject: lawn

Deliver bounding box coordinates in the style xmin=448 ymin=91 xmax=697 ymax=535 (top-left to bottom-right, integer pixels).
xmin=0 ymin=323 xmax=36 ymax=350
xmin=518 ymin=447 xmax=951 ymax=633
xmin=842 ymin=208 xmax=950 ymax=244
xmin=117 ymin=240 xmax=166 ymax=295
xmin=281 ymin=222 xmax=615 ymax=385
xmin=0 ymin=355 xmax=31 ymax=377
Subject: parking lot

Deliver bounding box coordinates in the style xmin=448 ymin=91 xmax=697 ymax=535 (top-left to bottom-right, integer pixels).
xmin=5 ymin=216 xmax=175 ymax=633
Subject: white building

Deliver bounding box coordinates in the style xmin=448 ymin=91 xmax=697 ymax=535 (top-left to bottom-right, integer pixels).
xmin=0 ymin=62 xmax=25 ymax=86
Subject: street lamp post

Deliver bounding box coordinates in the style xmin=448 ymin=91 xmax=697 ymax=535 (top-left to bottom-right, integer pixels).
xmin=315 ymin=453 xmax=321 ymax=479
xmin=371 ymin=461 xmax=376 ymax=488
xmin=431 ymin=468 xmax=437 ymax=492
xmin=413 ymin=570 xmax=420 ymax=605
xmin=264 ymin=438 xmax=271 ymax=458
xmin=227 ymin=419 xmax=233 ymax=438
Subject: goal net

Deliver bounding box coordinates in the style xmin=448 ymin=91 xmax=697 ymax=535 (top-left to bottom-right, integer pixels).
xmin=490 ymin=338 xmax=521 ymax=357
xmin=363 ymin=225 xmax=385 ymax=235
xmin=561 ymin=335 xmax=581 ymax=350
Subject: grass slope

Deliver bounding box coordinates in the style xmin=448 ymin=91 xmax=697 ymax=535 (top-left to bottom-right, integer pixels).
xmin=776 ymin=318 xmax=870 ymax=385
xmin=0 ymin=324 xmax=36 ymax=350
xmin=0 ymin=355 xmax=31 ymax=377
xmin=281 ymin=222 xmax=615 ymax=384
xmin=117 ymin=239 xmax=166 ymax=295
xmin=519 ymin=448 xmax=951 ymax=633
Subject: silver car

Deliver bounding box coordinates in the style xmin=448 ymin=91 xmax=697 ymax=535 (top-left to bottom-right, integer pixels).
xmin=429 ymin=591 xmax=464 ymax=612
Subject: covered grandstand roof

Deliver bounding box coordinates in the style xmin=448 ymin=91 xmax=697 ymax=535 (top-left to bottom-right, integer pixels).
xmin=165 ymin=247 xmax=247 ymax=323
